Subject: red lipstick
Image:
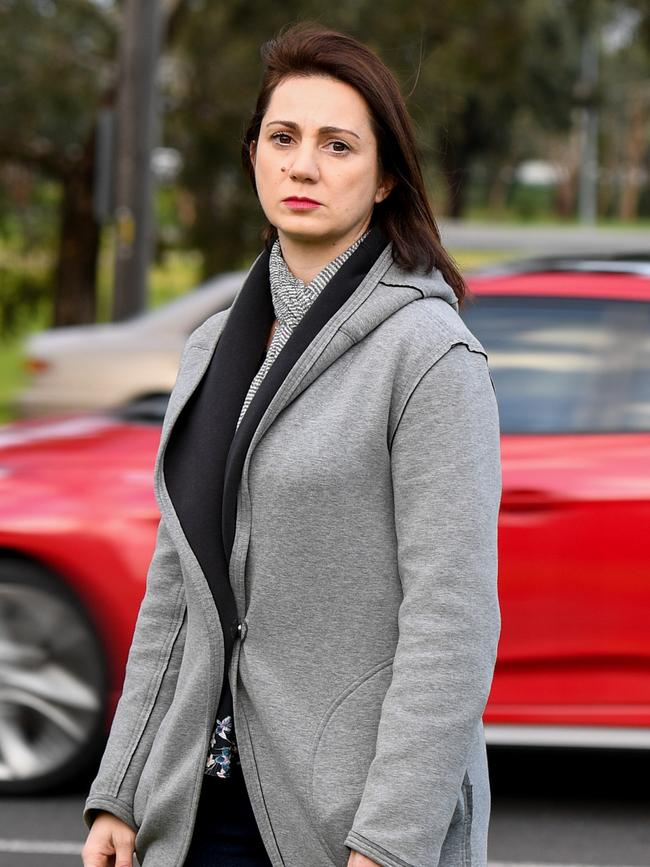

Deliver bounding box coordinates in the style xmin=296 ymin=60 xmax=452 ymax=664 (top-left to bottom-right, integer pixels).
xmin=282 ymin=196 xmax=322 ymax=210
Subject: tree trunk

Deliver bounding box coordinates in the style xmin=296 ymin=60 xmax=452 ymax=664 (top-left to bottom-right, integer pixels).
xmin=553 ymin=170 xmax=577 ymax=219
xmin=52 ymin=127 xmax=100 ymax=327
xmin=190 ymin=177 xmax=253 ymax=280
xmin=618 ymin=90 xmax=647 ymax=221
xmin=548 ymin=127 xmax=580 ymax=219
xmin=446 ymin=173 xmax=468 ymax=219
xmin=438 ymin=140 xmax=468 ymax=219
xmin=487 ymin=163 xmax=509 ymax=215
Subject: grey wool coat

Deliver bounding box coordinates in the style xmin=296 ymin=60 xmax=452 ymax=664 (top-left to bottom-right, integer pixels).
xmin=83 ymin=230 xmax=502 ymax=867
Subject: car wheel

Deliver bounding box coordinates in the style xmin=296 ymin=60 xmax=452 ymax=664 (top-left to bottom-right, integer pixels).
xmin=0 ymin=555 xmax=107 ymax=793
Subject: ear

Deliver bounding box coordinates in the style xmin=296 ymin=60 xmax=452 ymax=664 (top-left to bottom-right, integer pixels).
xmin=374 ymin=172 xmax=396 ymax=204
xmin=249 ymin=140 xmax=257 ymax=167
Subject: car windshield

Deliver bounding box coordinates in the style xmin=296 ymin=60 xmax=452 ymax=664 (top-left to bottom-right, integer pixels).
xmin=461 ymin=294 xmax=650 ymax=433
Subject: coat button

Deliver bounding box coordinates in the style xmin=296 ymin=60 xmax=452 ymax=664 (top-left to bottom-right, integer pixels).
xmin=237 ymin=619 xmax=248 ymax=641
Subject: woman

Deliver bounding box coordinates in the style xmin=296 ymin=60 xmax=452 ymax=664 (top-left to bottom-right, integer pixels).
xmin=82 ymin=22 xmax=501 ymax=867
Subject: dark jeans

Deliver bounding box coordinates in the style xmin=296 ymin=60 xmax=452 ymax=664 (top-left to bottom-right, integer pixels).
xmin=182 ymin=764 xmax=272 ymax=867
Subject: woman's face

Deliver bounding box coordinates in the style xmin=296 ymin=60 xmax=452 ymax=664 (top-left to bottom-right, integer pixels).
xmin=250 ymin=75 xmax=393 ymax=249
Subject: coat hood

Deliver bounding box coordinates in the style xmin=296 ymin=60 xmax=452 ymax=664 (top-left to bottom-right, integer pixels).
xmin=247 ymin=240 xmax=462 ymax=430
xmin=162 ymin=238 xmax=467 ymax=480
xmin=339 ymin=252 xmax=460 ymax=346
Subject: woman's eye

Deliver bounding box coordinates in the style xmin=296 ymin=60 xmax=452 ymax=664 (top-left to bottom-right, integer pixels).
xmin=328 ymin=140 xmax=350 ymax=153
xmin=271 ymin=132 xmax=293 ymax=145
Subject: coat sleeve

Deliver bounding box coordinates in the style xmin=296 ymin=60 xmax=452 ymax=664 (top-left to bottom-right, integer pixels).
xmin=344 ymin=341 xmax=502 ymax=867
xmin=81 ymin=338 xmax=200 ymax=833
xmin=82 ymin=512 xmax=187 ymax=832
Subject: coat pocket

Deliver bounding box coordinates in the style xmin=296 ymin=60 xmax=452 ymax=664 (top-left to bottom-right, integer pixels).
xmin=462 ymin=774 xmax=474 ymax=866
xmin=309 ymin=657 xmax=394 ymax=864
xmin=132 ymin=609 xmax=188 ymax=828
xmin=438 ymin=771 xmax=474 ymax=867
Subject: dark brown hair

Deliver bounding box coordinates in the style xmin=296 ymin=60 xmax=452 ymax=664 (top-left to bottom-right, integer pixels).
xmin=241 ymin=22 xmax=467 ymax=305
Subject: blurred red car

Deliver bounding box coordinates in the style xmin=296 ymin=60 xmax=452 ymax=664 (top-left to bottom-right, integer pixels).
xmin=1 ymin=254 xmax=649 ymax=794
xmin=464 ymin=255 xmax=650 ymax=749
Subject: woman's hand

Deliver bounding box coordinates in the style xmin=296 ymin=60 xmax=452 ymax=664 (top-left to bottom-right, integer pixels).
xmin=81 ymin=811 xmax=135 ymax=867
xmin=347 ymin=850 xmax=381 ymax=867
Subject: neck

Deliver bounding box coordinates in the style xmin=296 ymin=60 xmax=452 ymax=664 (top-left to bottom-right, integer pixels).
xmin=276 ymin=223 xmax=371 ymax=284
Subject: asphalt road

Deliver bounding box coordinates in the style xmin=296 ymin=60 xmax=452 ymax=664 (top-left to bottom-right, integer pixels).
xmin=0 ymin=749 xmax=648 ymax=867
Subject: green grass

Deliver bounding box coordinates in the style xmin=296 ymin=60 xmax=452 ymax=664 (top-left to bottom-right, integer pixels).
xmin=463 ymin=206 xmax=650 ymax=228
xmin=96 ymin=235 xmax=203 ymax=322
xmin=453 ymin=249 xmax=518 ymax=271
xmin=0 ymin=336 xmax=30 ymax=424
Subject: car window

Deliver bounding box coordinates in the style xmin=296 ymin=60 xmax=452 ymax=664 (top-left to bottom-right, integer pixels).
xmin=460 ymin=295 xmax=648 ymax=434
xmin=113 ymin=394 xmax=170 ymax=424
xmin=618 ymin=316 xmax=650 ymax=431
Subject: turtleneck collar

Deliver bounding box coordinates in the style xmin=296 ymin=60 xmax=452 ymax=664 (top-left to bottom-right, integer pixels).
xmin=235 ymin=228 xmax=371 ymax=430
xmin=268 ymin=230 xmax=371 ymax=329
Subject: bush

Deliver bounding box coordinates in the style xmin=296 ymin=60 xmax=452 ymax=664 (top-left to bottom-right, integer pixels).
xmin=0 ymin=267 xmax=51 ymax=340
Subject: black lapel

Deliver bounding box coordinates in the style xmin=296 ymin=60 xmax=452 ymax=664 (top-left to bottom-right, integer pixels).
xmin=162 ymin=250 xmax=274 ymax=651
xmin=221 ymin=225 xmax=389 ymax=560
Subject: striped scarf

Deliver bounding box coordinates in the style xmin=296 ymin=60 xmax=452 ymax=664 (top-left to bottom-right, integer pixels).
xmin=236 ymin=230 xmax=370 ymax=429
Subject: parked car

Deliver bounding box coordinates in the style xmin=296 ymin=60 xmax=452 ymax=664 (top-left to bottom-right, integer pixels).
xmin=0 ymin=254 xmax=648 ymax=794
xmin=464 ymin=254 xmax=650 ymax=748
xmin=16 ymin=271 xmax=243 ymax=418
xmin=0 ymin=402 xmax=164 ymax=793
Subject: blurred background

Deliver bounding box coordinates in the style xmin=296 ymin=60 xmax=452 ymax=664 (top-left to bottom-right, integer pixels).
xmin=1 ymin=0 xmax=649 ymax=420
xmin=0 ymin=1 xmax=649 ymax=865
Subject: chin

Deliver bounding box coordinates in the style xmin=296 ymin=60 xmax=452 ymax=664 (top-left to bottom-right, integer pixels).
xmin=276 ymin=223 xmax=334 ymax=244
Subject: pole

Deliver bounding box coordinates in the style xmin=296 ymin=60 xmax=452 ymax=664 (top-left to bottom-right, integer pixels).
xmin=577 ymin=26 xmax=599 ymax=225
xmin=111 ymin=0 xmax=164 ymax=321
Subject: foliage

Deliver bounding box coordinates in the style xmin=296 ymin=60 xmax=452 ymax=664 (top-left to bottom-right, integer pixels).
xmin=165 ymin=0 xmax=650 ymax=266
xmin=0 ymin=265 xmax=50 ymax=339
xmin=1 ymin=0 xmax=649 ymax=325
xmin=0 ymin=0 xmax=117 ymax=174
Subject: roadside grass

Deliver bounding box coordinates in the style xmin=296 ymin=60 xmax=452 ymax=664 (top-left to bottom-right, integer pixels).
xmin=453 ymin=250 xmax=517 ymax=271
xmin=0 ymin=339 xmax=30 ymax=424
xmin=96 ymin=243 xmax=204 ymax=322
xmin=463 ymin=207 xmax=650 ymax=228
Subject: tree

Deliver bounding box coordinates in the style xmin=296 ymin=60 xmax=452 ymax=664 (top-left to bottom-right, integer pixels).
xmin=0 ymin=0 xmax=118 ymax=325
xmin=165 ymin=0 xmax=601 ymax=270
xmin=0 ymin=0 xmax=189 ymax=326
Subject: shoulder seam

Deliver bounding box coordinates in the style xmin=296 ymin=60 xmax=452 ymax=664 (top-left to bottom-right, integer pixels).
xmin=388 ymin=340 xmax=488 ymax=451
xmin=379 ymin=280 xmax=425 ymax=297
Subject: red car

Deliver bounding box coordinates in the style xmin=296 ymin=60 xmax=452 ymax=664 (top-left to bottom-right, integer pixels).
xmin=1 ymin=254 xmax=649 ymax=794
xmin=464 ymin=255 xmax=650 ymax=748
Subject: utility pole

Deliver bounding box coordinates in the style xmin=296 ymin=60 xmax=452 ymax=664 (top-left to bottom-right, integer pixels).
xmin=577 ymin=25 xmax=600 ymax=225
xmin=111 ymin=0 xmax=164 ymax=321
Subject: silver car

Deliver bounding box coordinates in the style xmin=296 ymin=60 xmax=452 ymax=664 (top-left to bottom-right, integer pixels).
xmin=16 ymin=271 xmax=243 ymax=417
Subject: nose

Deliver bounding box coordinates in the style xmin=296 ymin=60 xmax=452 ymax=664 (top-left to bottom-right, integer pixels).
xmin=287 ymin=142 xmax=320 ymax=183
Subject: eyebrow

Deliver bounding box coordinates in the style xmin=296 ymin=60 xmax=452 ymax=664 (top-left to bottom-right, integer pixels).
xmin=265 ymin=120 xmax=361 ymax=140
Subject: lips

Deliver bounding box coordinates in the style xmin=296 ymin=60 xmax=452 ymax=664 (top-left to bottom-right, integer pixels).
xmin=282 ymin=196 xmax=322 ymax=210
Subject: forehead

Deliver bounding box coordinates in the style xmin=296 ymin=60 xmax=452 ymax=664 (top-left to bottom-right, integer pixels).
xmin=265 ymin=75 xmax=373 ymax=132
